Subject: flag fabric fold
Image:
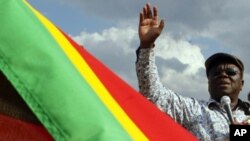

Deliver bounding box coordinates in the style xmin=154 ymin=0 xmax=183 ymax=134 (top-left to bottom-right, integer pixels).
xmin=0 ymin=0 xmax=197 ymax=140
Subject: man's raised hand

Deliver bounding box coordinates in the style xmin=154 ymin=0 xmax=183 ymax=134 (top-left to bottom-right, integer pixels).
xmin=139 ymin=3 xmax=164 ymax=48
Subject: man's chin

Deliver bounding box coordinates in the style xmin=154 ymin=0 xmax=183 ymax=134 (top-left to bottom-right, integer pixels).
xmin=216 ymin=86 xmax=231 ymax=94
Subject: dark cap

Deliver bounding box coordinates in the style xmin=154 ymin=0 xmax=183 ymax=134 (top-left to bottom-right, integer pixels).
xmin=205 ymin=52 xmax=244 ymax=76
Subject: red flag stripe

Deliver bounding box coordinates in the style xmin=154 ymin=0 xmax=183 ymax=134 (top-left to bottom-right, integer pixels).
xmin=62 ymin=31 xmax=197 ymax=141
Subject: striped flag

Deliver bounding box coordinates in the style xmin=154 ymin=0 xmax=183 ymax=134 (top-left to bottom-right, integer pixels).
xmin=0 ymin=0 xmax=197 ymax=140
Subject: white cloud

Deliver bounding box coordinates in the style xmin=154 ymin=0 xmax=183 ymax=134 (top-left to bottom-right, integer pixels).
xmin=156 ymin=33 xmax=205 ymax=75
xmin=160 ymin=67 xmax=208 ymax=100
xmin=153 ymin=33 xmax=208 ymax=99
xmin=73 ymin=27 xmax=137 ymax=55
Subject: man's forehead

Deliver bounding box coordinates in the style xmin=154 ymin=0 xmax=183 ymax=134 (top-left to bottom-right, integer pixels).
xmin=212 ymin=61 xmax=240 ymax=69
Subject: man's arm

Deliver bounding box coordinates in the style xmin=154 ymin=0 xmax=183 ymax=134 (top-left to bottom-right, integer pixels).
xmin=137 ymin=3 xmax=166 ymax=107
xmin=136 ymin=3 xmax=201 ymax=125
xmin=136 ymin=46 xmax=199 ymax=124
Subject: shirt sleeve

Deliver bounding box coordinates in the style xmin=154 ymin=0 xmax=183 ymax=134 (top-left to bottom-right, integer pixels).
xmin=136 ymin=47 xmax=201 ymax=126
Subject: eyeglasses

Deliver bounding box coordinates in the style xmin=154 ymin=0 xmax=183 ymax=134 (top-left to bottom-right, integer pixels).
xmin=209 ymin=67 xmax=240 ymax=77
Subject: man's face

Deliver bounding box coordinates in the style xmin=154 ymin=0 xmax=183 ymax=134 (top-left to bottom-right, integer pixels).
xmin=207 ymin=62 xmax=244 ymax=101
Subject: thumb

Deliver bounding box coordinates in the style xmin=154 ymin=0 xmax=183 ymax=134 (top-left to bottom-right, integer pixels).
xmin=158 ymin=19 xmax=165 ymax=31
xmin=232 ymin=117 xmax=242 ymax=125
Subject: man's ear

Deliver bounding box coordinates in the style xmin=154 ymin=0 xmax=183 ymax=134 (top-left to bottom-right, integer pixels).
xmin=240 ymin=80 xmax=244 ymax=90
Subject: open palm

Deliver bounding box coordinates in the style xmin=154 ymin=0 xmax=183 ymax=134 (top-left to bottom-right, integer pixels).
xmin=139 ymin=3 xmax=164 ymax=47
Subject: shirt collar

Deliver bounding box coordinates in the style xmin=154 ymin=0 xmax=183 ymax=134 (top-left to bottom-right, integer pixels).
xmin=207 ymin=97 xmax=250 ymax=113
xmin=207 ymin=98 xmax=221 ymax=109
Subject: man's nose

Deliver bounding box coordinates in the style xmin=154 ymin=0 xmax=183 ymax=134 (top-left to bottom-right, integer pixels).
xmin=217 ymin=70 xmax=229 ymax=77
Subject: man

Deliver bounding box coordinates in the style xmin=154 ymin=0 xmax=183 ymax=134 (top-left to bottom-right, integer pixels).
xmin=136 ymin=3 xmax=250 ymax=141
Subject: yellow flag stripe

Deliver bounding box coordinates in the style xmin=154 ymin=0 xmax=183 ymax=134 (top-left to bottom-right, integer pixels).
xmin=24 ymin=1 xmax=148 ymax=140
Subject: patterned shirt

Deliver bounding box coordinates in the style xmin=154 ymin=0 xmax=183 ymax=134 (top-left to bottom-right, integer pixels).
xmin=136 ymin=48 xmax=250 ymax=141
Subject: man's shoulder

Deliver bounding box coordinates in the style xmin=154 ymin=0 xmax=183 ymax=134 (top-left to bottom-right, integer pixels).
xmin=238 ymin=99 xmax=250 ymax=115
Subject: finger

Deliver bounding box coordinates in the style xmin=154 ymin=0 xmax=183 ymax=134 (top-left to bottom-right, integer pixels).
xmin=232 ymin=118 xmax=241 ymax=125
xmin=233 ymin=117 xmax=238 ymax=123
xmin=146 ymin=3 xmax=153 ymax=18
xmin=143 ymin=6 xmax=147 ymax=18
xmin=158 ymin=19 xmax=165 ymax=31
xmin=139 ymin=12 xmax=143 ymax=25
xmin=153 ymin=6 xmax=158 ymax=21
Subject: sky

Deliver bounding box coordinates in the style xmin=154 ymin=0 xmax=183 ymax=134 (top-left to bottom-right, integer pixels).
xmin=28 ymin=0 xmax=250 ymax=101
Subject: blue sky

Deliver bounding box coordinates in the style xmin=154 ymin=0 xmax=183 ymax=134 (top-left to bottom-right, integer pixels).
xmin=28 ymin=0 xmax=250 ymax=101
xmin=28 ymin=0 xmax=114 ymax=35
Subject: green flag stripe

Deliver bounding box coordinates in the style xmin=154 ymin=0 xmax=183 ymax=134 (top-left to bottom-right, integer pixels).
xmin=0 ymin=0 xmax=131 ymax=140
